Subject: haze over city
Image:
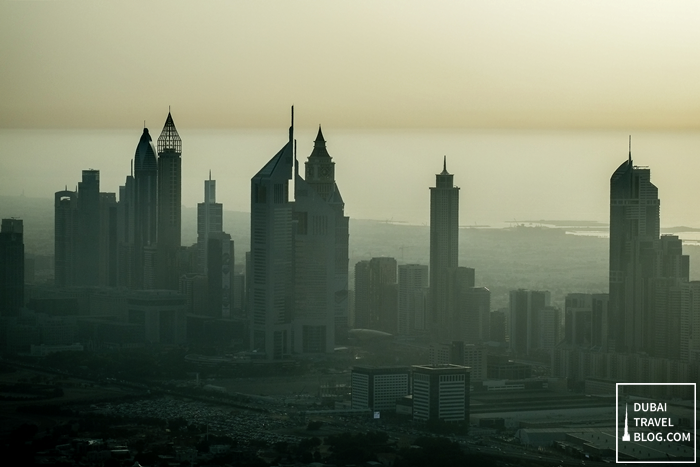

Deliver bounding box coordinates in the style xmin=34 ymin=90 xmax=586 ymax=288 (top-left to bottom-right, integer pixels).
xmin=2 ymin=2 xmax=700 ymax=227
xmin=1 ymin=3 xmax=700 ymax=465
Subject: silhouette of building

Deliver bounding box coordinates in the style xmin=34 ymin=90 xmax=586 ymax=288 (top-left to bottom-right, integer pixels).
xmin=54 ymin=171 xmax=117 ymax=288
xmin=457 ymin=286 xmax=491 ymax=343
xmin=564 ymin=293 xmax=609 ymax=349
xmin=156 ymin=111 xmax=182 ymax=290
xmin=249 ymin=112 xmax=294 ymax=359
xmin=429 ymin=157 xmax=459 ymax=340
xmin=293 ymin=126 xmax=349 ymax=352
xmin=197 ymin=175 xmax=223 ymax=274
xmin=207 ymin=231 xmax=233 ymax=318
xmin=351 ymin=366 xmax=410 ymax=412
xmin=0 ymin=219 xmax=24 ymax=317
xmin=354 ymin=257 xmax=397 ymax=334
xmin=133 ymin=127 xmax=159 ymax=289
xmin=509 ymin=289 xmax=550 ymax=356
xmin=398 ymin=264 xmax=429 ymax=335
xmin=54 ymin=190 xmax=78 ymax=287
xmin=608 ymin=148 xmax=689 ymax=357
xmin=412 ymin=364 xmax=470 ymax=423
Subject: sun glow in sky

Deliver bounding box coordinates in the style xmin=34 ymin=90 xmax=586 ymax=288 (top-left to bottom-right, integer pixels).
xmin=2 ymin=1 xmax=700 ymax=130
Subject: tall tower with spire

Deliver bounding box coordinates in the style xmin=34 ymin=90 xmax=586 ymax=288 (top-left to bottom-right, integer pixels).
xmin=293 ymin=126 xmax=350 ymax=352
xmin=608 ymin=139 xmax=689 ymax=358
xmin=249 ymin=109 xmax=295 ymax=359
xmin=608 ymin=142 xmax=660 ymax=353
xmin=156 ymin=111 xmax=182 ymax=290
xmin=429 ymin=157 xmax=460 ymax=339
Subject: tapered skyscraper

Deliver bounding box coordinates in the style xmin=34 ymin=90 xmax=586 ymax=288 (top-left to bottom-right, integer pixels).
xmin=608 ymin=148 xmax=660 ymax=353
xmin=249 ymin=112 xmax=294 ymax=359
xmin=156 ymin=111 xmax=182 ymax=290
xmin=133 ymin=127 xmax=159 ymax=289
xmin=429 ymin=157 xmax=459 ymax=339
xmin=608 ymin=143 xmax=688 ymax=357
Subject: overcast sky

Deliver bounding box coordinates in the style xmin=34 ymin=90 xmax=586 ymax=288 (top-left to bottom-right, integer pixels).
xmin=2 ymin=1 xmax=700 ymax=130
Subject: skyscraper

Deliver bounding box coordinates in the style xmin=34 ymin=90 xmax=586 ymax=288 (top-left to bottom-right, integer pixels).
xmin=293 ymin=126 xmax=349 ymax=352
xmin=509 ymin=289 xmax=550 ymax=356
xmin=0 ymin=219 xmax=24 ymax=317
xmin=354 ymin=257 xmax=398 ymax=334
xmin=54 ymin=189 xmax=78 ymax=287
xmin=133 ymin=127 xmax=159 ymax=289
xmin=54 ymin=171 xmax=117 ymax=288
xmin=76 ymin=170 xmax=101 ymax=286
xmin=429 ymin=157 xmax=459 ymax=339
xmin=397 ymin=264 xmax=429 ymax=335
xmin=608 ymin=146 xmax=689 ymax=357
xmin=249 ymin=112 xmax=294 ymax=359
xmin=156 ymin=111 xmax=182 ymax=290
xmin=197 ymin=174 xmax=223 ymax=274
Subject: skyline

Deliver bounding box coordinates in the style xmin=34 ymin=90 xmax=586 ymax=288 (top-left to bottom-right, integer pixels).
xmin=3 ymin=2 xmax=700 ymax=228
xmin=2 ymin=127 xmax=700 ymax=229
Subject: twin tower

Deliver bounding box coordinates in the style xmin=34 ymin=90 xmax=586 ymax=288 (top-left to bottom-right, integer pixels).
xmin=249 ymin=112 xmax=349 ymax=359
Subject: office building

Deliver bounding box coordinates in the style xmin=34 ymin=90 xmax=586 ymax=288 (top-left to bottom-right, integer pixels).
xmin=351 ymin=366 xmax=410 ymax=412
xmin=354 ymin=257 xmax=397 ymax=334
xmin=156 ymin=111 xmax=182 ymax=290
xmin=565 ymin=293 xmax=609 ymax=349
xmin=293 ymin=126 xmax=349 ymax=352
xmin=412 ymin=364 xmax=470 ymax=423
xmin=509 ymin=289 xmax=550 ymax=356
xmin=398 ymin=264 xmax=429 ymax=335
xmin=197 ymin=175 xmax=223 ymax=274
xmin=249 ymin=113 xmax=294 ymax=359
xmin=54 ymin=171 xmax=117 ymax=288
xmin=608 ymin=148 xmax=689 ymax=356
xmin=429 ymin=157 xmax=459 ymax=339
xmin=54 ymin=190 xmax=78 ymax=287
xmin=0 ymin=219 xmax=24 ymax=317
xmin=456 ymin=285 xmax=490 ymax=343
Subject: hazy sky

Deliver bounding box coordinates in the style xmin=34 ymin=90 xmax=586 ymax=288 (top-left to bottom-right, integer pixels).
xmin=2 ymin=2 xmax=700 ymax=228
xmin=2 ymin=1 xmax=700 ymax=130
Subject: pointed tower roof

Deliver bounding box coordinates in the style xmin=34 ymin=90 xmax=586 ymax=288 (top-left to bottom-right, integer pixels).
xmin=309 ymin=125 xmax=331 ymax=159
xmin=134 ymin=128 xmax=158 ymax=173
xmin=157 ymin=111 xmax=182 ymax=154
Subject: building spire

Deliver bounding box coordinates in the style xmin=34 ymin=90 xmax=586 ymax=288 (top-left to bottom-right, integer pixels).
xmin=440 ymin=155 xmax=450 ymax=175
xmin=628 ymin=135 xmax=632 ymax=164
xmin=158 ymin=110 xmax=182 ymax=154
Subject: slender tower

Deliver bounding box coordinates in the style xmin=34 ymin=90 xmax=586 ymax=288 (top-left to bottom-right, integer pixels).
xmin=156 ymin=111 xmax=182 ymax=290
xmin=608 ymin=141 xmax=659 ymax=353
xmin=249 ymin=109 xmax=294 ymax=359
xmin=133 ymin=126 xmax=159 ymax=289
xmin=429 ymin=157 xmax=459 ymax=339
xmin=293 ymin=126 xmax=350 ymax=351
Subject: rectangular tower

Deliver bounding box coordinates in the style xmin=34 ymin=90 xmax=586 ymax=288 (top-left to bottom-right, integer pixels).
xmin=398 ymin=264 xmax=429 ymax=335
xmin=293 ymin=127 xmax=349 ymax=352
xmin=430 ymin=157 xmax=459 ymax=340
